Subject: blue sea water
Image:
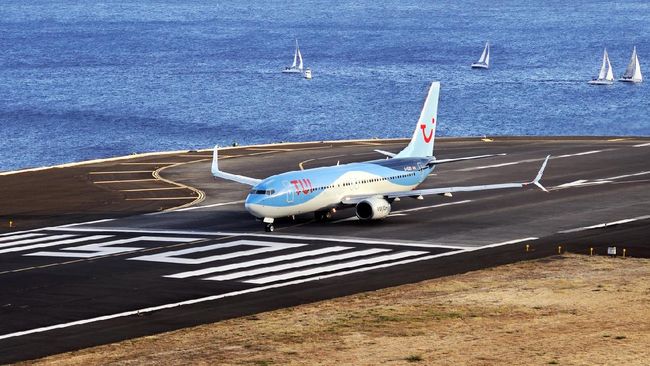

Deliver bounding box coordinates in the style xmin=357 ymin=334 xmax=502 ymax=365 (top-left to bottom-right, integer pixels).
xmin=1 ymin=0 xmax=649 ymax=171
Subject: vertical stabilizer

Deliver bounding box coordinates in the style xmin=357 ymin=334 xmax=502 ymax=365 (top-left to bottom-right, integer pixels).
xmin=395 ymin=82 xmax=440 ymax=158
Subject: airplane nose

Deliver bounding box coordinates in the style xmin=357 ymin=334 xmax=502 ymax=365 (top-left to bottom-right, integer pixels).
xmin=244 ymin=194 xmax=264 ymax=217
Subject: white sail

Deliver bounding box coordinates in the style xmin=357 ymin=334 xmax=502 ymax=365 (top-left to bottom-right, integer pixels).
xmin=605 ymin=51 xmax=614 ymax=81
xmin=297 ymin=48 xmax=303 ymax=70
xmin=291 ymin=40 xmax=299 ymax=68
xmin=477 ymin=42 xmax=489 ymax=64
xmin=622 ymin=46 xmax=642 ymax=82
xmin=597 ymin=49 xmax=608 ymax=80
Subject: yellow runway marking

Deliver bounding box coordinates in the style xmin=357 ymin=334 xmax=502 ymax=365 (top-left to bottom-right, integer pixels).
xmin=120 ymin=162 xmax=179 ymax=165
xmin=607 ymin=138 xmax=628 ymax=142
xmin=94 ymin=179 xmax=158 ymax=184
xmin=126 ymin=197 xmax=196 ymax=201
xmin=299 ymin=158 xmax=315 ymax=170
xmin=120 ymin=187 xmax=186 ymax=192
xmin=152 ymin=159 xmax=209 ymax=211
xmin=88 ymin=171 xmax=152 ymax=174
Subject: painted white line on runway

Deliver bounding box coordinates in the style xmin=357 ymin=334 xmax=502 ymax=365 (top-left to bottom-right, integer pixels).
xmin=206 ymin=248 xmax=390 ymax=281
xmin=131 ymin=240 xmax=305 ymax=265
xmin=0 ymin=233 xmax=45 ymax=243
xmin=458 ymin=150 xmax=606 ymax=172
xmin=57 ymin=218 xmax=117 ymax=227
xmin=0 ymin=235 xmax=111 ymax=255
xmin=392 ymin=200 xmax=472 ymax=214
xmin=49 ymin=227 xmax=466 ymax=249
xmin=551 ymin=171 xmax=650 ymax=191
xmin=598 ymin=171 xmax=650 ymax=181
xmin=94 ymin=179 xmax=158 ymax=184
xmin=555 ymin=150 xmax=603 ymax=158
xmin=0 ymin=234 xmax=77 ymax=249
xmin=557 ymin=214 xmax=650 ymax=234
xmin=167 ymin=246 xmax=352 ymax=279
xmin=174 ymin=200 xmax=245 ymax=212
xmin=120 ymin=162 xmax=179 ymax=165
xmin=471 ymin=237 xmax=538 ymax=250
xmin=0 ymin=248 xmax=462 ymax=341
xmin=27 ymin=236 xmax=201 ymax=258
xmin=88 ymin=171 xmax=152 ymax=174
xmin=633 ymin=142 xmax=650 ymax=147
xmin=245 ymin=250 xmax=429 ymax=284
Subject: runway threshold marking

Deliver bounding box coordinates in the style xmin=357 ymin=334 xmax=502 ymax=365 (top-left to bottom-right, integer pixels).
xmin=0 ymin=227 xmax=548 ymax=341
xmin=557 ymin=214 xmax=650 ymax=234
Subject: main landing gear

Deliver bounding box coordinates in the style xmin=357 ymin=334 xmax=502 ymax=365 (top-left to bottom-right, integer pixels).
xmin=315 ymin=208 xmax=336 ymax=221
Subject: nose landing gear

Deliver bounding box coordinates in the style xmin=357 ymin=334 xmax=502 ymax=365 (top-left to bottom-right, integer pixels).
xmin=263 ymin=217 xmax=275 ymax=232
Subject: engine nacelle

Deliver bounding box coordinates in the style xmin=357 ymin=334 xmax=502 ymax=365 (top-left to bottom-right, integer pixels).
xmin=355 ymin=197 xmax=391 ymax=220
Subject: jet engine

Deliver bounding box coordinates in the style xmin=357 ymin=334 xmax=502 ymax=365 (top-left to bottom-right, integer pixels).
xmin=355 ymin=197 xmax=391 ymax=220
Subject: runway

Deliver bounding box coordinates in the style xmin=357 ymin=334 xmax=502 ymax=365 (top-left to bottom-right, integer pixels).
xmin=1 ymin=137 xmax=649 ymax=363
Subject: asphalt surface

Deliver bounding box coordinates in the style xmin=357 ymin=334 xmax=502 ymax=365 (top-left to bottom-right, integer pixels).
xmin=1 ymin=137 xmax=649 ymax=363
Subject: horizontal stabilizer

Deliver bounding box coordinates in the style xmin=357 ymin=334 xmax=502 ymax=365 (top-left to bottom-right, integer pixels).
xmin=211 ymin=145 xmax=262 ymax=186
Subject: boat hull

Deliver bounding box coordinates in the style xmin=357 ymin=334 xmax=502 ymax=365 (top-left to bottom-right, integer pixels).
xmin=618 ymin=78 xmax=642 ymax=83
xmin=282 ymin=68 xmax=303 ymax=74
xmin=588 ymin=79 xmax=613 ymax=85
xmin=471 ymin=63 xmax=489 ymax=69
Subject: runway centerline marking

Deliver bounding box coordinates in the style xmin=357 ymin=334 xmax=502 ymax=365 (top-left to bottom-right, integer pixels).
xmin=457 ymin=149 xmax=611 ymax=172
xmin=633 ymin=142 xmax=650 ymax=147
xmin=557 ymin=214 xmax=650 ymax=234
xmin=392 ymin=200 xmax=472 ymax=214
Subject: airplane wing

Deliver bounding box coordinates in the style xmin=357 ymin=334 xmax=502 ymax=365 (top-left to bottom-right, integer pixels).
xmin=341 ymin=155 xmax=550 ymax=205
xmin=211 ymin=145 xmax=262 ymax=186
xmin=375 ymin=151 xmax=507 ymax=164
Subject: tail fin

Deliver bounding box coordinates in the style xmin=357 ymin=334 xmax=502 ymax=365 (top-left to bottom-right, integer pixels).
xmin=395 ymin=81 xmax=440 ymax=158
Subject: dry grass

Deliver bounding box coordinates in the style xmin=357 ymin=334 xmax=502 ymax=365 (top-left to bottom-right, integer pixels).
xmin=20 ymin=254 xmax=650 ymax=365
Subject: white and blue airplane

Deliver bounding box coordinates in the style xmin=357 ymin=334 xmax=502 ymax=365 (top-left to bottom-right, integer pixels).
xmin=212 ymin=82 xmax=549 ymax=231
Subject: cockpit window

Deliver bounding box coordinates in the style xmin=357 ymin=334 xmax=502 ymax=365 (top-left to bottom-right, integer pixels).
xmin=250 ymin=189 xmax=275 ymax=195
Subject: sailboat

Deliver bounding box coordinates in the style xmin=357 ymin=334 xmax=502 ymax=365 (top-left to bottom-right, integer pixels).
xmin=619 ymin=46 xmax=643 ymax=83
xmin=471 ymin=42 xmax=490 ymax=69
xmin=282 ymin=39 xmax=304 ymax=74
xmin=588 ymin=48 xmax=614 ymax=85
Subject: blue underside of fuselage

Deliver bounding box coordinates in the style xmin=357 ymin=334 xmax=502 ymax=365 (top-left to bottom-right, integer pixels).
xmin=245 ymin=157 xmax=433 ymax=208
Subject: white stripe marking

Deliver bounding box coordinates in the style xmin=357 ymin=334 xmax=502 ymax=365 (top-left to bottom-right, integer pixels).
xmin=167 ymin=246 xmax=352 ymax=279
xmin=558 ymin=215 xmax=650 ymax=234
xmin=88 ymin=171 xmax=152 ymax=174
xmin=0 ymin=233 xmax=45 ymax=243
xmin=0 ymin=234 xmax=76 ymax=249
xmin=633 ymin=142 xmax=650 ymax=147
xmin=26 ymin=236 xmax=200 ymax=258
xmin=392 ymin=200 xmax=472 ymax=214
xmin=206 ymin=248 xmax=390 ymax=282
xmin=555 ymin=150 xmax=603 ymax=158
xmin=472 ymin=237 xmax=538 ymax=250
xmin=131 ymin=240 xmax=305 ymax=265
xmin=94 ymin=179 xmax=158 ymax=184
xmin=0 ymin=235 xmax=111 ymax=255
xmin=245 ymin=250 xmax=428 ymax=284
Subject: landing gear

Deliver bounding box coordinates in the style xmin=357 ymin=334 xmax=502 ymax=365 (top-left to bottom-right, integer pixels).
xmin=263 ymin=217 xmax=275 ymax=232
xmin=315 ymin=209 xmax=334 ymax=221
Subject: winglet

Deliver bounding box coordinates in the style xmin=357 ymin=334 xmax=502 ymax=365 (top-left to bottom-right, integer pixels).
xmin=374 ymin=149 xmax=396 ymax=158
xmin=531 ymin=155 xmax=550 ymax=192
xmin=211 ymin=144 xmax=220 ymax=176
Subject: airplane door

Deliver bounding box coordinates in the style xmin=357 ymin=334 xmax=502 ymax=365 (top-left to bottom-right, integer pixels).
xmin=283 ymin=181 xmax=294 ymax=203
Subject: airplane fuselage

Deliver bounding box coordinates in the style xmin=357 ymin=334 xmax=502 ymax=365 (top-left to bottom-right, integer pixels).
xmin=244 ymin=157 xmax=434 ymax=219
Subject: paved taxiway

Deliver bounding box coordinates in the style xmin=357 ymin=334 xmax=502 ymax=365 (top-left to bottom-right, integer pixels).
xmin=1 ymin=137 xmax=649 ymax=363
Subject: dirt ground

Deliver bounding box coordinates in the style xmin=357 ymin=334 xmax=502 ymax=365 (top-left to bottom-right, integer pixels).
xmin=19 ymin=254 xmax=650 ymax=365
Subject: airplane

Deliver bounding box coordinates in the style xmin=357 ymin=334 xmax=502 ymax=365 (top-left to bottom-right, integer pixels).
xmin=211 ymin=81 xmax=549 ymax=232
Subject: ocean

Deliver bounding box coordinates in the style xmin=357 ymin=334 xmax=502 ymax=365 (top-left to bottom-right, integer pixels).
xmin=1 ymin=0 xmax=649 ymax=171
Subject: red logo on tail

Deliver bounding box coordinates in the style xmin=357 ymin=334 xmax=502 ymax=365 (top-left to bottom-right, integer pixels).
xmin=420 ymin=117 xmax=435 ymax=143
